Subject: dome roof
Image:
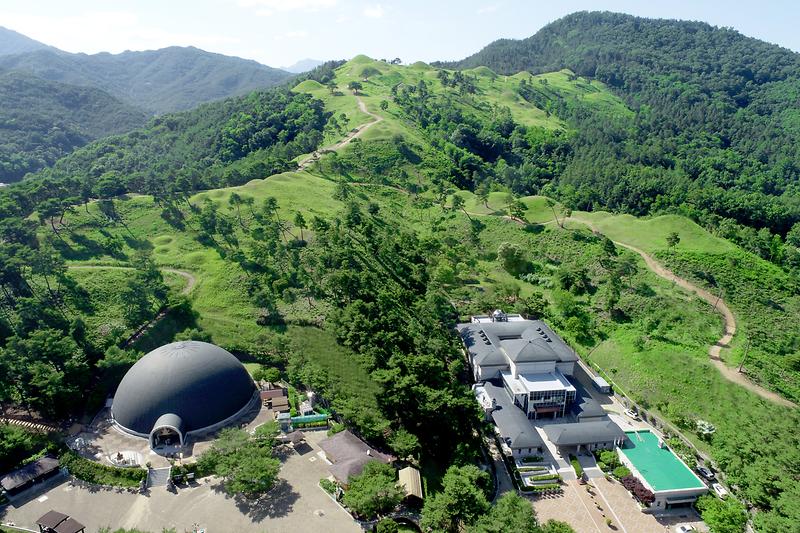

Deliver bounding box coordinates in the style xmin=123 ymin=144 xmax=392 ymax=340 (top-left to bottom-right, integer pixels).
xmin=112 ymin=341 xmax=256 ymax=436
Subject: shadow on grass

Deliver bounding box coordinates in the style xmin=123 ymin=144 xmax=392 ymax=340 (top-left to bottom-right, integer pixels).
xmin=131 ymin=310 xmax=199 ymax=353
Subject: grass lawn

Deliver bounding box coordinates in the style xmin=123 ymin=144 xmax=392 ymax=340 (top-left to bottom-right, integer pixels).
xmin=286 ymin=325 xmax=382 ymax=413
xmin=569 ymin=211 xmax=737 ymax=255
xmin=62 ymin=266 xmax=186 ymax=348
xmin=243 ymin=362 xmax=262 ymax=376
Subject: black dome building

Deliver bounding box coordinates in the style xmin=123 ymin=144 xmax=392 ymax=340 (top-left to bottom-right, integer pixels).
xmin=111 ymin=341 xmax=257 ymax=449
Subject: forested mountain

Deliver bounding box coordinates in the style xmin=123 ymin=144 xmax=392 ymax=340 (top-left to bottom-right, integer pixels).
xmin=440 ymin=11 xmax=800 ymax=245
xmin=0 ymin=26 xmax=52 ymax=56
xmin=0 ymin=45 xmax=292 ymax=114
xmin=0 ymin=71 xmax=147 ymax=182
xmin=0 ymin=28 xmax=294 ymax=182
xmin=0 ymin=86 xmax=328 ymax=218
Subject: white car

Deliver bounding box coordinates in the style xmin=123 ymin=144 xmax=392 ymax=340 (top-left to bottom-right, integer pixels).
xmin=623 ymin=409 xmax=640 ymax=421
xmin=675 ymin=526 xmax=695 ymax=533
xmin=712 ymin=483 xmax=729 ymax=499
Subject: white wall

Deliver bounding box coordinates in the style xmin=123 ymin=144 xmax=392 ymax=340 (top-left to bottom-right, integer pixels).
xmin=476 ymin=364 xmax=507 ymax=381
xmin=514 ymin=361 xmax=556 ymax=376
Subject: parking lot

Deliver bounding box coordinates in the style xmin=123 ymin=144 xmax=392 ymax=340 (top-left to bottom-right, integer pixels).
xmin=1 ymin=431 xmax=359 ymax=533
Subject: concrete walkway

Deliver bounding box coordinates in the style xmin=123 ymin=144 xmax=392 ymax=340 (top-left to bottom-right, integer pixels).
xmin=485 ymin=436 xmax=514 ymax=501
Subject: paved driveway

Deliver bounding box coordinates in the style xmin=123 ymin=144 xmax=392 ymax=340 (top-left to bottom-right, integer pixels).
xmin=1 ymin=431 xmax=359 ymax=533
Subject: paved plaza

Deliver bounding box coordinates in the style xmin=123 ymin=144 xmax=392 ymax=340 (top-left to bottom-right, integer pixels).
xmin=1 ymin=431 xmax=359 ymax=533
xmin=71 ymin=404 xmax=274 ymax=470
xmin=532 ymin=479 xmax=706 ymax=533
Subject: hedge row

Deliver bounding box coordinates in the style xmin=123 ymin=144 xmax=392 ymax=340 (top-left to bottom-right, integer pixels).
xmin=528 ymin=473 xmax=560 ymax=481
xmin=517 ymin=465 xmax=548 ymax=473
xmin=569 ymin=455 xmax=584 ymax=478
xmin=521 ymin=455 xmax=544 ymax=463
xmin=521 ymin=483 xmax=562 ymax=493
xmin=60 ymin=451 xmax=146 ymax=488
xmin=294 ymin=420 xmax=329 ymax=428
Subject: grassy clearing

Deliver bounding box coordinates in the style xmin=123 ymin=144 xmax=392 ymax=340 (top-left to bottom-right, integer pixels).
xmin=569 ymin=211 xmax=737 ymax=255
xmin=567 ymin=209 xmax=799 ymax=402
xmin=286 ymin=325 xmax=382 ymax=414
xmin=65 ymin=267 xmax=186 ymax=347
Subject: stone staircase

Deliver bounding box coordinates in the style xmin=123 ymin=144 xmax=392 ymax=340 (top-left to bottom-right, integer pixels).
xmin=147 ymin=466 xmax=172 ymax=488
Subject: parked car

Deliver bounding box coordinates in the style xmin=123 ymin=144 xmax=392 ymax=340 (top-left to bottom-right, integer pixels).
xmin=712 ymin=483 xmax=729 ymax=499
xmin=675 ymin=525 xmax=695 ymax=533
xmin=623 ymin=409 xmax=640 ymax=420
xmin=696 ymin=466 xmax=716 ymax=481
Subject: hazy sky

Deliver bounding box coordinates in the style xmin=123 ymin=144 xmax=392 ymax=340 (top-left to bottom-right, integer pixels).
xmin=1 ymin=0 xmax=799 ymax=68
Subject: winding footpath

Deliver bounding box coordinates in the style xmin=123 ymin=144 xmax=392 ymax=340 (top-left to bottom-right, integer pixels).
xmin=297 ymin=95 xmax=383 ymax=170
xmin=67 ymin=264 xmax=197 ymax=295
xmin=566 ymin=218 xmax=796 ymax=408
xmin=67 ymin=264 xmax=198 ymax=346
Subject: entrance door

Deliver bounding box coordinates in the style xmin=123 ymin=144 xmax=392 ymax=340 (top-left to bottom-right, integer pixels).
xmin=151 ymin=427 xmax=181 ymax=448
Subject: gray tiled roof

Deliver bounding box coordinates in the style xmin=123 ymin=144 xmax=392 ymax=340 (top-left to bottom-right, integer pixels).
xmin=112 ymin=341 xmax=256 ymax=436
xmin=1 ymin=456 xmax=60 ymax=491
xmin=574 ymin=396 xmax=607 ymax=420
xmin=319 ymin=430 xmax=392 ymax=483
xmin=458 ymin=319 xmax=577 ymax=368
xmin=543 ymin=420 xmax=626 ymax=446
xmin=483 ymin=383 xmax=543 ymax=449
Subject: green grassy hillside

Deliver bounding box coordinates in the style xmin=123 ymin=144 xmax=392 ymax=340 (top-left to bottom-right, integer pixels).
xmin=3 ymin=56 xmax=799 ymax=531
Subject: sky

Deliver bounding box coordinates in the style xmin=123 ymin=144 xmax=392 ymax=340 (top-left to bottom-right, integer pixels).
xmin=1 ymin=0 xmax=799 ymax=68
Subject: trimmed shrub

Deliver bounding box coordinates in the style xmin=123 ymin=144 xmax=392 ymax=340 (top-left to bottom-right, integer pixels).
xmin=376 ymin=518 xmax=399 ymax=533
xmin=171 ymin=461 xmax=214 ymax=481
xmin=612 ymin=466 xmax=631 ymax=480
xmin=521 ymin=455 xmax=544 ymax=463
xmin=517 ymin=465 xmax=548 ymax=472
xmin=598 ymin=450 xmax=619 ymax=469
xmin=621 ymin=475 xmax=654 ymax=506
xmin=60 ymin=451 xmax=146 ymax=488
xmin=569 ymin=455 xmax=584 ymax=478
xmin=529 ymin=473 xmax=561 ymax=481
xmin=320 ymin=478 xmax=337 ymax=494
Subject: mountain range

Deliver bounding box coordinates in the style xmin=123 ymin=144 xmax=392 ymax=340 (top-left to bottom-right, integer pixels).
xmin=0 ymin=28 xmax=292 ymax=114
xmin=0 ymin=26 xmax=293 ymax=182
xmin=282 ymin=58 xmax=324 ymax=73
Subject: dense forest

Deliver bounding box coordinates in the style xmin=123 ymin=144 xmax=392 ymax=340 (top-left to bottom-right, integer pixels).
xmin=0 ymin=88 xmax=329 ymax=224
xmin=0 ymin=71 xmax=147 ymax=182
xmin=440 ymin=11 xmax=800 ymax=270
